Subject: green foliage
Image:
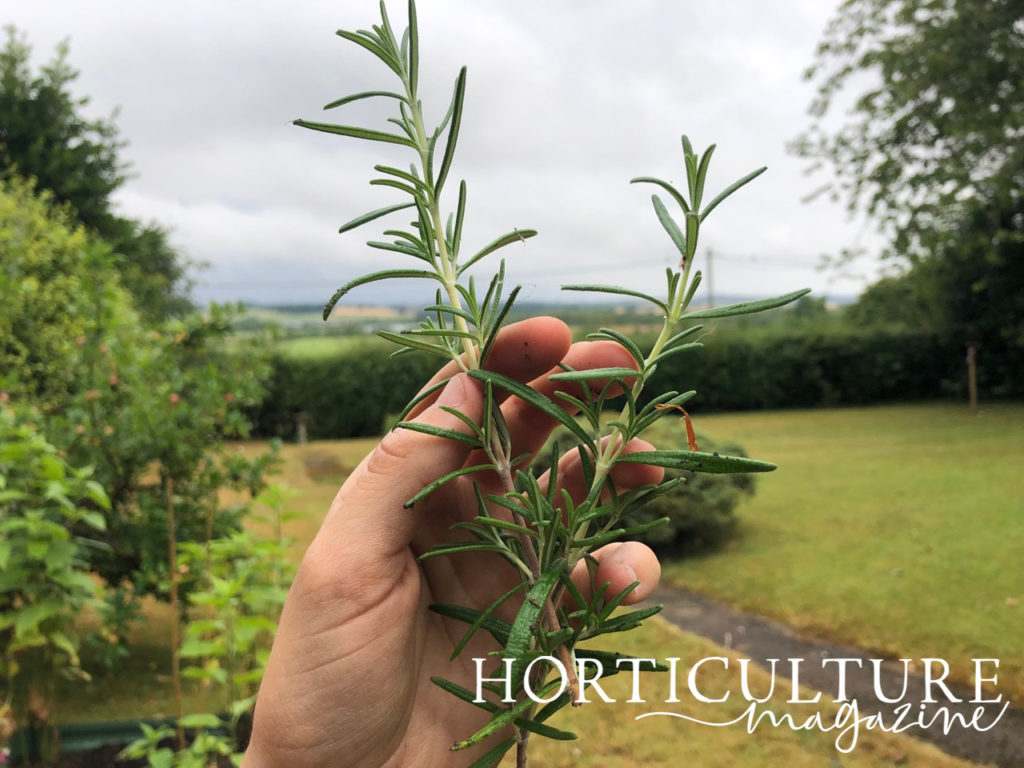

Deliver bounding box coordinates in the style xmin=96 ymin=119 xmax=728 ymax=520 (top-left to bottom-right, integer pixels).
xmin=294 ymin=3 xmax=803 ymax=763
xmin=0 ymin=27 xmax=191 ymax=321
xmin=0 ymin=175 xmax=109 ymax=409
xmin=793 ymin=0 xmax=1024 ymax=397
xmin=118 ymin=720 xmax=242 ymax=768
xmin=0 ymin=404 xmax=109 ymax=762
xmin=533 ymin=422 xmax=756 ymax=555
xmin=626 ymin=426 xmax=754 ymax=554
xmin=251 ymin=326 xmax=967 ymax=440
xmin=118 ymin=485 xmax=296 ymax=768
xmin=177 ymin=485 xmax=295 ymax=719
xmin=843 ymin=192 xmax=1024 ymax=397
xmin=103 ymin=217 xmax=195 ymax=324
xmin=793 ymin=0 xmax=1024 ymax=261
xmin=0 ymin=26 xmax=124 ymax=234
xmin=2 ymin=152 xmax=276 ymax=619
xmin=48 ymin=299 xmax=275 ymax=597
xmin=252 ymin=343 xmax=436 ymax=439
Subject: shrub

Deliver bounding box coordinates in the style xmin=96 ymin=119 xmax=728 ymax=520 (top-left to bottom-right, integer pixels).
xmin=250 ymin=327 xmax=973 ymax=440
xmin=628 ymin=420 xmax=755 ymax=554
xmin=251 ymin=342 xmax=436 ymax=440
xmin=532 ymin=419 xmax=756 ymax=556
xmin=0 ymin=404 xmax=110 ymax=762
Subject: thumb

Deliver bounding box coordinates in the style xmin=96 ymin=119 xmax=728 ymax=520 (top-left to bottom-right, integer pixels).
xmin=321 ymin=373 xmax=483 ymax=560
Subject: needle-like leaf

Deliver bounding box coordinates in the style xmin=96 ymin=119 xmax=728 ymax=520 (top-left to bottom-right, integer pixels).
xmin=684 ymin=288 xmax=811 ymax=319
xmin=615 ymin=450 xmax=777 ymax=473
xmin=561 ymin=284 xmax=668 ymax=314
xmin=459 ymin=229 xmax=538 ymax=275
xmin=468 ymin=370 xmax=595 ymax=451
xmin=435 ymin=67 xmax=467 ymax=196
xmin=323 ymin=266 xmax=435 ymax=319
xmin=700 ymin=166 xmax=767 ymax=221
xmin=293 ymin=119 xmax=416 ymax=148
xmin=651 ymin=194 xmax=687 ymax=257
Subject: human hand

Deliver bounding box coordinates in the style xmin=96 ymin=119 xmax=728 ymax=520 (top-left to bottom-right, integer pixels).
xmin=243 ymin=317 xmax=664 ymax=768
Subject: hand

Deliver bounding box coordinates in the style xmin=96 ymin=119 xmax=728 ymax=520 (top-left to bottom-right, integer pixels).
xmin=243 ymin=317 xmax=664 ymax=768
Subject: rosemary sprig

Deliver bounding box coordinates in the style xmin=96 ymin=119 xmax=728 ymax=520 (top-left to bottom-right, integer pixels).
xmin=296 ymin=3 xmax=808 ymax=765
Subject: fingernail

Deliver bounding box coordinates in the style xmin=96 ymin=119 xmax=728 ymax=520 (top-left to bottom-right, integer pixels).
xmin=436 ymin=374 xmax=468 ymax=408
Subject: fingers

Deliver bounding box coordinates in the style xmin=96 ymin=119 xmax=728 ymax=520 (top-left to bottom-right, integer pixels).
xmin=317 ymin=373 xmax=484 ymax=562
xmin=406 ymin=317 xmax=571 ymax=419
xmin=569 ymin=541 xmax=662 ymax=606
xmin=500 ymin=340 xmax=638 ymax=464
xmin=406 ymin=316 xmax=638 ymax=469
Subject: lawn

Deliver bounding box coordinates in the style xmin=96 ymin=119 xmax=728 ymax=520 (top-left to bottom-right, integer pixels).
xmin=502 ymin=618 xmax=978 ymax=768
xmin=662 ymin=402 xmax=1024 ymax=703
xmin=55 ymin=402 xmax=1017 ymax=765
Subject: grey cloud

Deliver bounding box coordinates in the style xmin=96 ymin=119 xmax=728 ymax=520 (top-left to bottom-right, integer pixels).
xmin=8 ymin=0 xmax=879 ymax=308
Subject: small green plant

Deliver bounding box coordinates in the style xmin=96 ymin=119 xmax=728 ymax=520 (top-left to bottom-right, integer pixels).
xmin=0 ymin=404 xmax=110 ymax=766
xmin=177 ymin=484 xmax=295 ymax=725
xmin=296 ymin=2 xmax=808 ymax=764
xmin=118 ymin=719 xmax=239 ymax=768
xmin=119 ymin=484 xmax=295 ymax=768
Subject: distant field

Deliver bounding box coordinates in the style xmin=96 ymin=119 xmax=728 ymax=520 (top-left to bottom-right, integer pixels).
xmin=662 ymin=402 xmax=1024 ymax=702
xmin=272 ymin=334 xmax=387 ymax=359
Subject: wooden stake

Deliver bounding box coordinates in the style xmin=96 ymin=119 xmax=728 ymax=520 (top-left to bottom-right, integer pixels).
xmin=165 ymin=475 xmax=185 ymax=750
xmin=966 ymin=344 xmax=978 ymax=413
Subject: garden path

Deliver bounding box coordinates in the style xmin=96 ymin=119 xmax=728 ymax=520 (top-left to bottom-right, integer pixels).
xmin=649 ymin=585 xmax=1024 ymax=768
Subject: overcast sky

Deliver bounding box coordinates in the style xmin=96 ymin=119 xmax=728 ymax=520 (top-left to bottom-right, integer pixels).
xmin=7 ymin=1 xmax=884 ymax=308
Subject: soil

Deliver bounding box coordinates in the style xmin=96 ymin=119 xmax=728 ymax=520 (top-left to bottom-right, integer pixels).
xmin=650 ymin=585 xmax=1024 ymax=768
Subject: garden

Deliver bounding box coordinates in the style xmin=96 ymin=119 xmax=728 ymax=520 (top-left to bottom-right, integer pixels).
xmin=3 ymin=1 xmax=1023 ymax=766
xmin=7 ymin=404 xmax=1018 ymax=766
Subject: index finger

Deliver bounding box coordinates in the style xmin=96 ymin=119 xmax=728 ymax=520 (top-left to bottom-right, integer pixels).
xmin=405 ymin=316 xmax=571 ymax=420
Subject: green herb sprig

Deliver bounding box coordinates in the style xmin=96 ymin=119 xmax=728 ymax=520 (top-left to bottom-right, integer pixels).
xmin=296 ymin=3 xmax=808 ymax=765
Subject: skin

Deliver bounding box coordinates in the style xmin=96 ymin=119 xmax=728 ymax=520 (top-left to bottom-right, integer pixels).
xmin=243 ymin=317 xmax=664 ymax=768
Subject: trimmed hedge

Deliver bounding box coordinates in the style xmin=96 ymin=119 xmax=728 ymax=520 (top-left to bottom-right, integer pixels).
xmin=250 ymin=328 xmax=991 ymax=440
xmin=251 ymin=341 xmax=437 ymax=440
xmin=642 ymin=328 xmax=968 ymax=412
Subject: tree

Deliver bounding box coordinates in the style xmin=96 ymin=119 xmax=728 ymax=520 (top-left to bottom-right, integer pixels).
xmin=0 ymin=26 xmax=191 ymax=321
xmin=0 ymin=175 xmax=107 ymax=409
xmin=795 ymin=0 xmax=1024 ymax=395
xmin=792 ymin=0 xmax=1024 ymax=261
xmin=0 ymin=27 xmax=124 ymax=235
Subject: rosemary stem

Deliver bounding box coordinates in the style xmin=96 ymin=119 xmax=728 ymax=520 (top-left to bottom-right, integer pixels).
xmin=404 ymin=62 xmax=580 ymax=726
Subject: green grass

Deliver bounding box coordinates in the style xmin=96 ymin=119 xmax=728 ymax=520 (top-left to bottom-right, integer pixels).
xmin=55 ymin=403 xmax=1017 ymax=765
xmin=505 ymin=617 xmax=978 ymax=767
xmin=272 ymin=334 xmax=386 ymax=360
xmin=662 ymin=401 xmax=1024 ymax=702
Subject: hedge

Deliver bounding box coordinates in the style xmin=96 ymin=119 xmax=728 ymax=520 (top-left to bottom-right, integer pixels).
xmin=250 ymin=340 xmax=437 ymax=440
xmin=249 ymin=328 xmax=999 ymax=440
xmin=642 ymin=328 xmax=970 ymax=412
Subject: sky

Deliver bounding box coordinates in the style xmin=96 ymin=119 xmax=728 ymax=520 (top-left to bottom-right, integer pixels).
xmin=6 ymin=0 xmax=885 ymax=308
